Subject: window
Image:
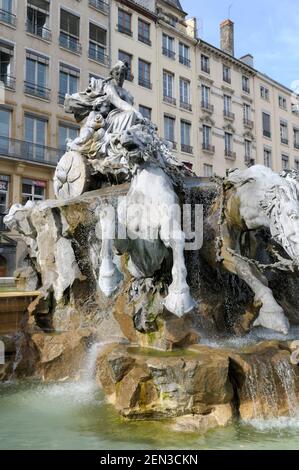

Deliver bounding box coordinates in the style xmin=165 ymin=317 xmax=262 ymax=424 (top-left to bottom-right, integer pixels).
xmin=118 ymin=9 xmax=132 ymax=36
xmin=179 ymin=43 xmax=190 ymax=67
xmin=223 ymin=65 xmax=231 ymax=84
xmin=202 ymin=125 xmax=212 ymax=151
xmin=164 ymin=115 xmax=175 ymax=145
xmin=224 ymin=95 xmax=232 ymax=116
xmin=262 ymin=112 xmax=271 ymax=138
xmin=138 ymin=19 xmax=151 ymax=45
xmin=0 ymin=40 xmax=14 ymax=89
xmin=163 ymin=71 xmax=175 ymax=104
xmin=89 ymin=0 xmax=109 ymax=14
xmin=25 ymin=51 xmax=49 ymax=99
xmin=22 ymin=178 xmax=46 ymax=205
xmin=242 ymin=76 xmax=250 ymax=93
xmin=225 ymin=132 xmax=233 ymax=156
xmin=203 ymin=164 xmax=213 ymax=177
xmin=243 ymin=103 xmax=252 ymax=126
xmin=59 ymin=123 xmax=79 ymax=152
xmin=260 ymin=85 xmax=270 ymax=101
xmin=60 ymin=9 xmax=81 ymax=53
xmin=118 ymin=51 xmax=133 ymax=81
xmin=264 ymin=148 xmax=272 ymax=168
xmin=89 ymin=23 xmax=107 ymax=65
xmin=181 ymin=120 xmax=192 ymax=153
xmin=245 ymin=139 xmax=252 ymax=162
xmin=162 ymin=34 xmax=175 ymax=59
xmin=294 ymin=128 xmax=299 ymax=149
xmin=0 ymin=108 xmax=10 ymax=153
xmin=26 ymin=0 xmax=51 ymax=40
xmin=0 ymin=175 xmax=9 ymax=216
xmin=201 ymin=85 xmax=211 ymax=108
xmin=139 ymin=105 xmax=151 ymax=120
xmin=282 ymin=154 xmax=289 ymax=170
xmin=279 ymin=95 xmax=287 ymax=110
xmin=201 ymin=54 xmax=210 ymax=74
xmin=138 ymin=59 xmax=151 ymax=89
xmin=280 ymin=121 xmax=289 ymax=145
xmin=180 ymin=78 xmax=191 ymax=110
xmin=24 ymin=114 xmax=47 ymax=161
xmin=59 ymin=63 xmax=79 ymax=105
xmin=295 ymin=159 xmax=299 ymax=171
xmin=0 ymin=0 xmax=16 ymax=26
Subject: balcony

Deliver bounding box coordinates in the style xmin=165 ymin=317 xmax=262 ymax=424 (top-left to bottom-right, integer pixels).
xmin=224 ymin=110 xmax=235 ymax=121
xmin=201 ymin=101 xmax=214 ymax=113
xmin=0 ymin=214 xmax=9 ymax=232
xmin=24 ymin=81 xmax=50 ymax=100
xmin=0 ymin=136 xmax=62 ymax=167
xmin=88 ymin=45 xmax=109 ymax=66
xmin=162 ymin=48 xmax=175 ymax=60
xmin=138 ymin=78 xmax=152 ymax=89
xmin=164 ymin=95 xmax=176 ymax=106
xmin=179 ymin=55 xmax=191 ymax=68
xmin=26 ymin=22 xmax=52 ymax=41
xmin=0 ymin=9 xmax=16 ymax=27
xmin=281 ymin=137 xmax=289 ymax=145
xmin=244 ymin=118 xmax=254 ymax=129
xmin=180 ymin=101 xmax=192 ymax=112
xmin=0 ymin=75 xmax=16 ymax=90
xmin=89 ymin=0 xmax=109 ymax=14
xmin=138 ymin=34 xmax=151 ymax=46
xmin=225 ymin=150 xmax=236 ymax=160
xmin=117 ymin=24 xmax=133 ymax=37
xmin=59 ymin=32 xmax=82 ymax=54
xmin=181 ymin=144 xmax=193 ymax=154
xmin=202 ymin=143 xmax=215 ymax=154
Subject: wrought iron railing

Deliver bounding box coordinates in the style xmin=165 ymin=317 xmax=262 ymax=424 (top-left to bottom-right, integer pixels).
xmin=179 ymin=55 xmax=191 ymax=67
xmin=0 ymin=9 xmax=16 ymax=26
xmin=181 ymin=144 xmax=193 ymax=154
xmin=0 ymin=75 xmax=16 ymax=90
xmin=88 ymin=44 xmax=109 ymax=65
xmin=162 ymin=47 xmax=175 ymax=59
xmin=24 ymin=81 xmax=50 ymax=100
xmin=164 ymin=95 xmax=176 ymax=106
xmin=0 ymin=136 xmax=62 ymax=167
xmin=59 ymin=32 xmax=82 ymax=54
xmin=26 ymin=21 xmax=52 ymax=41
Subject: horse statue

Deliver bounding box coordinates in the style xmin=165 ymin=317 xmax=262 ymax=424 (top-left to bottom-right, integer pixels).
xmin=204 ymin=164 xmax=299 ymax=335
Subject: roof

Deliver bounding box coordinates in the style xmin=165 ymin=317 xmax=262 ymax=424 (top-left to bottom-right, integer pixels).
xmin=164 ymin=0 xmax=184 ymax=12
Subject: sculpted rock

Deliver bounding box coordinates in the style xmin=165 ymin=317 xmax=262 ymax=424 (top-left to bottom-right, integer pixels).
xmin=171 ymin=404 xmax=233 ymax=433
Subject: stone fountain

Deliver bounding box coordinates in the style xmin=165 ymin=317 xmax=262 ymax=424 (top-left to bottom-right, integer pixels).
xmin=2 ymin=61 xmax=299 ymax=432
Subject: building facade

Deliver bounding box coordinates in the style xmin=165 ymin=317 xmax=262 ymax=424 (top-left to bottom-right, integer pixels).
xmin=1 ymin=0 xmax=299 ymax=275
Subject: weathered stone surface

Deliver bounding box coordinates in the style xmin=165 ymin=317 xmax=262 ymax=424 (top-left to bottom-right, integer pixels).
xmin=171 ymin=404 xmax=233 ymax=433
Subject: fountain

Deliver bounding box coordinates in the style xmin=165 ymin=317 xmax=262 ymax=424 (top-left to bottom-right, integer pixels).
xmin=1 ymin=60 xmax=299 ymax=435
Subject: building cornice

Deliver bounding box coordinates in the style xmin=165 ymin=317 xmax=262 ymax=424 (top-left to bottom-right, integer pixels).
xmin=117 ymin=0 xmax=158 ymax=21
xmin=158 ymin=0 xmax=188 ymax=17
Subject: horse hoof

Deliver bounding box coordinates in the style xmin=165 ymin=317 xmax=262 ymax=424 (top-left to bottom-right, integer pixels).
xmin=163 ymin=291 xmax=196 ymax=317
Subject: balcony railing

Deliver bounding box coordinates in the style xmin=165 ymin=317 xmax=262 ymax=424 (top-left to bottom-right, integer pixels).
xmin=59 ymin=32 xmax=82 ymax=54
xmin=24 ymin=81 xmax=50 ymax=100
xmin=26 ymin=21 xmax=52 ymax=41
xmin=179 ymin=55 xmax=191 ymax=67
xmin=164 ymin=95 xmax=176 ymax=106
xmin=281 ymin=137 xmax=289 ymax=145
xmin=263 ymin=130 xmax=271 ymax=138
xmin=139 ymin=78 xmax=152 ymax=89
xmin=162 ymin=47 xmax=176 ymax=59
xmin=0 ymin=214 xmax=9 ymax=232
xmin=180 ymin=101 xmax=192 ymax=112
xmin=117 ymin=24 xmax=133 ymax=36
xmin=88 ymin=0 xmax=109 ymax=14
xmin=88 ymin=45 xmax=109 ymax=65
xmin=224 ymin=110 xmax=235 ymax=120
xmin=244 ymin=118 xmax=254 ymax=129
xmin=181 ymin=144 xmax=193 ymax=154
xmin=242 ymin=85 xmax=250 ymax=94
xmin=58 ymin=92 xmax=66 ymax=105
xmin=138 ymin=34 xmax=151 ymax=46
xmin=201 ymin=100 xmax=214 ymax=113
xmin=202 ymin=143 xmax=215 ymax=153
xmin=0 ymin=8 xmax=16 ymax=27
xmin=201 ymin=64 xmax=210 ymax=74
xmin=0 ymin=75 xmax=16 ymax=90
xmin=223 ymin=75 xmax=231 ymax=84
xmin=0 ymin=136 xmax=62 ymax=167
xmin=225 ymin=150 xmax=236 ymax=160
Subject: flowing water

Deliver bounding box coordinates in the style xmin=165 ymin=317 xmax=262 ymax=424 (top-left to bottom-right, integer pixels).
xmin=1 ymin=342 xmax=299 ymax=450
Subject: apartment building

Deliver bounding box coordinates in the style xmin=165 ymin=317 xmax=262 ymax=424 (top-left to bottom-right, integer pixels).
xmin=1 ymin=0 xmax=299 ymax=276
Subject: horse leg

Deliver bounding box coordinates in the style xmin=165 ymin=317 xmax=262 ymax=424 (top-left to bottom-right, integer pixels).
xmin=98 ymin=205 xmax=122 ymax=297
xmin=221 ymin=228 xmax=290 ymax=335
xmin=161 ymin=219 xmax=196 ymax=317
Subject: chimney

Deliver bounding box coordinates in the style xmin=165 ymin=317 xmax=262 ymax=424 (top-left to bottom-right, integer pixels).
xmin=239 ymin=54 xmax=254 ymax=68
xmin=220 ymin=19 xmax=234 ymax=56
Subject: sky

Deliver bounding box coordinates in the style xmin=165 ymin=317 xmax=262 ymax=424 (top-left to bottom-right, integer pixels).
xmin=181 ymin=0 xmax=299 ymax=89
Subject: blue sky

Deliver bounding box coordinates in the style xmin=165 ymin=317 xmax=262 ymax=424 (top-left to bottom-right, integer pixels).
xmin=181 ymin=0 xmax=299 ymax=88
